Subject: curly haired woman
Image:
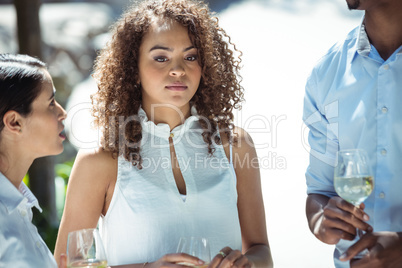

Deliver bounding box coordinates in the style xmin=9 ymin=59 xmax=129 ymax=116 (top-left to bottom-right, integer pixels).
xmin=55 ymin=1 xmax=273 ymax=267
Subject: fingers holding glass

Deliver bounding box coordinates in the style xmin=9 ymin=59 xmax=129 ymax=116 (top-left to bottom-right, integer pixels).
xmin=176 ymin=237 xmax=210 ymax=267
xmin=210 ymin=247 xmax=251 ymax=268
xmin=325 ymin=197 xmax=372 ymax=232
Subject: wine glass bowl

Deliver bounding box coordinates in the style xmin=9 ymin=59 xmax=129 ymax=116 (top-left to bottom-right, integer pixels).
xmin=334 ymin=149 xmax=374 ymax=206
xmin=176 ymin=237 xmax=211 ymax=267
xmin=66 ymin=228 xmax=108 ymax=268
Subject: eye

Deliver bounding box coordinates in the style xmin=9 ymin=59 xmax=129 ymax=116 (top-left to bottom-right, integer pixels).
xmin=185 ymin=55 xmax=197 ymax=61
xmin=154 ymin=56 xmax=168 ymax=62
xmin=50 ymin=99 xmax=56 ymax=106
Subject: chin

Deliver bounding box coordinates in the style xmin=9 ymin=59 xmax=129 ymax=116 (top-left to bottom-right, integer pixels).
xmin=346 ymin=0 xmax=361 ymax=10
xmin=168 ymin=98 xmax=193 ymax=108
xmin=50 ymin=144 xmax=65 ymax=156
xmin=56 ymin=144 xmax=65 ymax=155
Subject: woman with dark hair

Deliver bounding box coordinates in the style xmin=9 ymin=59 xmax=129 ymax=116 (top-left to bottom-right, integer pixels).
xmin=0 ymin=54 xmax=67 ymax=267
xmin=55 ymin=0 xmax=273 ymax=267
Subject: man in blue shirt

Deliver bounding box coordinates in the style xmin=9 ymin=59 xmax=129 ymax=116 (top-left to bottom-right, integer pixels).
xmin=303 ymin=0 xmax=402 ymax=267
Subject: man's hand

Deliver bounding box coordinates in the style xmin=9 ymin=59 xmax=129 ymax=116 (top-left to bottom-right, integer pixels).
xmin=310 ymin=196 xmax=372 ymax=244
xmin=340 ymin=232 xmax=402 ymax=268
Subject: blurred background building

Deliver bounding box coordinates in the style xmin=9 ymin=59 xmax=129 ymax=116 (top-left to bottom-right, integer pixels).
xmin=0 ymin=0 xmax=362 ymax=266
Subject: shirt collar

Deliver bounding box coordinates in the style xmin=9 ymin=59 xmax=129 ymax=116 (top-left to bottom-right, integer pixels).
xmin=356 ymin=21 xmax=371 ymax=57
xmin=138 ymin=106 xmax=200 ymax=139
xmin=349 ymin=17 xmax=371 ymax=63
xmin=0 ymin=172 xmax=42 ymax=214
xmin=352 ymin=17 xmax=402 ymax=62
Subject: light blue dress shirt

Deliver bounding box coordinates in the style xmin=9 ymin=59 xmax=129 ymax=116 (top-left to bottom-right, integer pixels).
xmin=303 ymin=20 xmax=402 ymax=268
xmin=0 ymin=172 xmax=57 ymax=268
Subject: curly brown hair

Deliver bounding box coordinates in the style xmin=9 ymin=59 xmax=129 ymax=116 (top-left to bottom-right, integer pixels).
xmin=92 ymin=0 xmax=244 ymax=168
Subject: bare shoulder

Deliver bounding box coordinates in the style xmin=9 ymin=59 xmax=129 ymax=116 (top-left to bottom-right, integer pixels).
xmin=232 ymin=126 xmax=255 ymax=152
xmin=219 ymin=125 xmax=256 ymax=165
xmin=71 ymin=147 xmax=118 ymax=184
xmin=219 ymin=125 xmax=252 ymax=144
xmin=75 ymin=147 xmax=116 ymax=164
xmin=230 ymin=126 xmax=259 ymax=174
xmin=56 ymin=148 xmax=118 ymax=255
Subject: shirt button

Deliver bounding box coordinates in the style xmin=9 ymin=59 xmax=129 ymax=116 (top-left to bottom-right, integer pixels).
xmin=381 ymin=149 xmax=387 ymax=155
xmin=36 ymin=241 xmax=42 ymax=248
xmin=379 ymin=192 xmax=385 ymax=198
xmin=381 ymin=107 xmax=388 ymax=113
xmin=19 ymin=210 xmax=27 ymax=217
xmin=383 ymin=64 xmax=389 ymax=70
xmin=170 ymin=133 xmax=174 ymax=138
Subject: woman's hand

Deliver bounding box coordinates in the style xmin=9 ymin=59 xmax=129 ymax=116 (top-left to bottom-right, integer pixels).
xmin=208 ymin=247 xmax=251 ymax=268
xmin=59 ymin=253 xmax=67 ymax=268
xmin=146 ymin=253 xmax=205 ymax=268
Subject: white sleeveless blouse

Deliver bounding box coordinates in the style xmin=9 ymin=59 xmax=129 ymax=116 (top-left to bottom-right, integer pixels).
xmin=99 ymin=107 xmax=242 ymax=266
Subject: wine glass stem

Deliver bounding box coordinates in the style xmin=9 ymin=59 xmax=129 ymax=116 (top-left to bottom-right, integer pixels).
xmin=354 ymin=204 xmax=366 ymax=238
xmin=357 ymin=228 xmax=364 ymax=238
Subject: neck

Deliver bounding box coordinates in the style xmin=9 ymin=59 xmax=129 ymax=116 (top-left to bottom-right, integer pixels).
xmin=142 ymin=103 xmax=192 ymax=130
xmin=0 ymin=145 xmax=33 ymax=189
xmin=364 ymin=2 xmax=402 ymax=60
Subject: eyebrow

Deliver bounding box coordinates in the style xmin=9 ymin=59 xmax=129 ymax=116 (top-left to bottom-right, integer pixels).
xmin=149 ymin=45 xmax=195 ymax=52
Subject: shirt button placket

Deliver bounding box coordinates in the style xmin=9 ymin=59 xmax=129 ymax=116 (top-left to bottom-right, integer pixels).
xmin=376 ymin=64 xmax=389 ymax=223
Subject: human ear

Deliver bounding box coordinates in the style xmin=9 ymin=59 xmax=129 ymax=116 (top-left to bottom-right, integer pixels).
xmin=2 ymin=110 xmax=24 ymax=134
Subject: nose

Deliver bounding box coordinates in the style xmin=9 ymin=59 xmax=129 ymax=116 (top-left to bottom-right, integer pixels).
xmin=169 ymin=61 xmax=185 ymax=77
xmin=57 ymin=102 xmax=67 ymax=120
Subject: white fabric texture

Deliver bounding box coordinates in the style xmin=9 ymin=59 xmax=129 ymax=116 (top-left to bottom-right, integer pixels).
xmin=99 ymin=107 xmax=242 ymax=266
xmin=0 ymin=172 xmax=57 ymax=268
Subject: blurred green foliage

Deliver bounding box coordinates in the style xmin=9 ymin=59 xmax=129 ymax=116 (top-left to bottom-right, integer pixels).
xmin=56 ymin=158 xmax=75 ymax=186
xmin=23 ymin=173 xmax=30 ymax=188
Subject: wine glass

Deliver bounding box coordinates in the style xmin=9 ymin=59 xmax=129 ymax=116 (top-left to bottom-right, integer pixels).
xmin=334 ymin=149 xmax=374 ymax=241
xmin=334 ymin=149 xmax=374 ymax=207
xmin=176 ymin=237 xmax=211 ymax=267
xmin=66 ymin=228 xmax=108 ymax=268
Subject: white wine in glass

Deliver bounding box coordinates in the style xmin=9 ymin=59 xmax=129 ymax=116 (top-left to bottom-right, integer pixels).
xmin=67 ymin=228 xmax=108 ymax=268
xmin=176 ymin=237 xmax=211 ymax=268
xmin=334 ymin=149 xmax=374 ymax=206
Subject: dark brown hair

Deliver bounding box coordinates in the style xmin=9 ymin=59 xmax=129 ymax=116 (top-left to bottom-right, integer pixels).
xmin=92 ymin=0 xmax=244 ymax=167
xmin=0 ymin=54 xmax=47 ymax=133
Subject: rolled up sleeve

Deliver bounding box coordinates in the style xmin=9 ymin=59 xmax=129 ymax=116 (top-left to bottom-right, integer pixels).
xmin=303 ymin=69 xmax=338 ymax=197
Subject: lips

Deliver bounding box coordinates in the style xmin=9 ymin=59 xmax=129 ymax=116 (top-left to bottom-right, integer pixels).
xmin=59 ymin=129 xmax=66 ymax=140
xmin=165 ymin=82 xmax=187 ymax=91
